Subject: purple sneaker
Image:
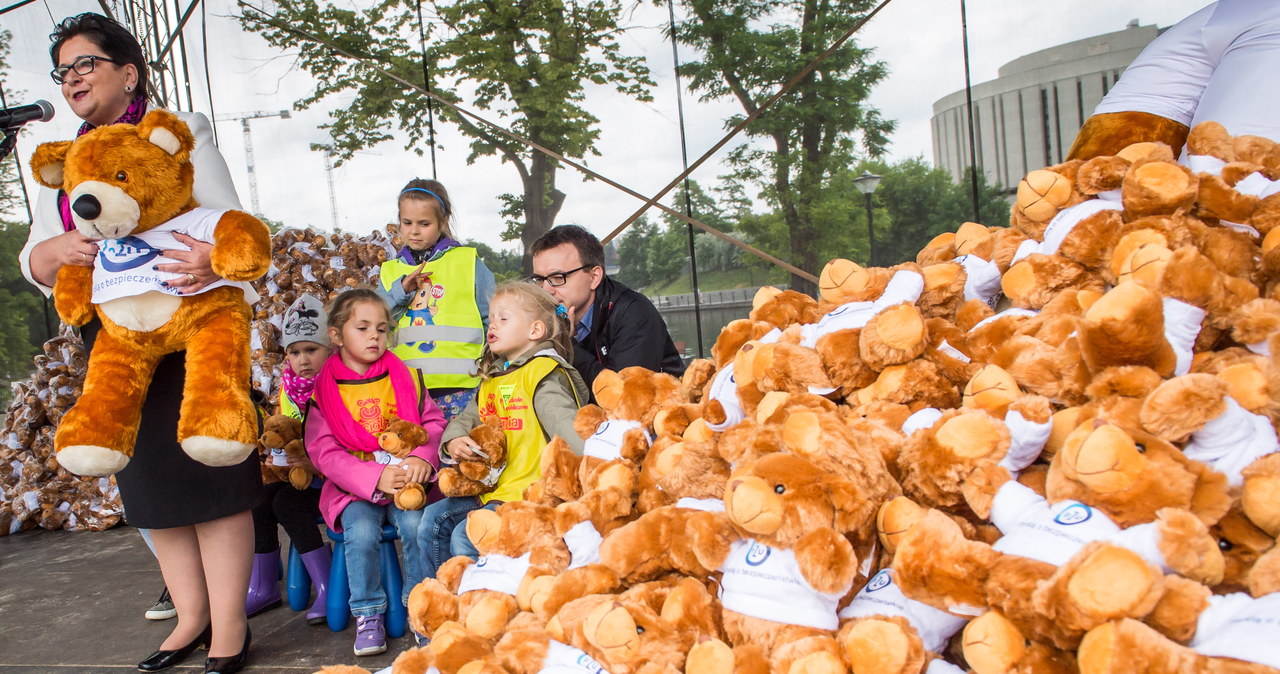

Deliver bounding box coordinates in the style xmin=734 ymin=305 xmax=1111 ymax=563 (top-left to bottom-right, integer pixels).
xmin=353 ymin=614 xmax=387 ymax=656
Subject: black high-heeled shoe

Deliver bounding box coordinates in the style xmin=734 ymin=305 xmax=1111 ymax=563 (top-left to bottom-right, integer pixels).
xmin=137 ymin=624 xmax=211 ymax=672
xmin=204 ymin=626 xmax=251 ymax=674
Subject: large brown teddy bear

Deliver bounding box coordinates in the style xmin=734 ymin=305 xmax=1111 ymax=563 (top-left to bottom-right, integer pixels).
xmin=686 ymin=452 xmax=873 ymax=674
xmin=30 ymin=109 xmax=271 ymax=476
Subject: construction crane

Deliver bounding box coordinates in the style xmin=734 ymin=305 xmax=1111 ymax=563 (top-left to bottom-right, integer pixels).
xmin=213 ymin=110 xmax=291 ymax=215
xmin=312 ymin=144 xmax=341 ymax=231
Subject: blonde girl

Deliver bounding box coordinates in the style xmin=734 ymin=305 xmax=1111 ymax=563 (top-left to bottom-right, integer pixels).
xmin=375 ymin=179 xmax=496 ymax=420
xmin=417 ymin=281 xmax=588 ymax=573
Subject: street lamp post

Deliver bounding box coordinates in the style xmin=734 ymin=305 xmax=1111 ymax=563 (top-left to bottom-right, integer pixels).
xmin=853 ymin=172 xmax=883 ymax=267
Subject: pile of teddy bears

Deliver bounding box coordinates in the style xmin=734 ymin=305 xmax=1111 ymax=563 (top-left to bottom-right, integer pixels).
xmin=317 ymin=120 xmax=1280 ymax=674
xmin=0 ymin=326 xmax=122 ymax=535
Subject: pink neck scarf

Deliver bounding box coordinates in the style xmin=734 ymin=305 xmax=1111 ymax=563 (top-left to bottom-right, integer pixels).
xmin=314 ymin=351 xmax=422 ymax=455
xmin=280 ymin=364 xmax=317 ymax=408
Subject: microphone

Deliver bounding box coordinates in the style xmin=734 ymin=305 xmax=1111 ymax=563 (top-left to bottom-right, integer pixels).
xmin=0 ymin=100 xmax=55 ymax=129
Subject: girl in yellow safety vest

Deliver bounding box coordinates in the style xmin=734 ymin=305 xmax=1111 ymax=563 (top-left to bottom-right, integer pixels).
xmin=375 ymin=179 xmax=496 ymax=421
xmin=417 ymin=281 xmax=589 ymax=577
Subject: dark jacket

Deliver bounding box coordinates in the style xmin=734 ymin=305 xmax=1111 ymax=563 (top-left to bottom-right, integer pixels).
xmin=573 ymin=276 xmax=685 ymax=396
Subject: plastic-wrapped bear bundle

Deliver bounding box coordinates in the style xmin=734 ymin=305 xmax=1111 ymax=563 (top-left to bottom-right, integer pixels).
xmin=0 ymin=327 xmax=122 ymax=535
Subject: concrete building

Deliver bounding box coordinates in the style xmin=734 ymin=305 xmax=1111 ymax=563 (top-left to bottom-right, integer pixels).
xmin=932 ymin=20 xmax=1163 ymax=190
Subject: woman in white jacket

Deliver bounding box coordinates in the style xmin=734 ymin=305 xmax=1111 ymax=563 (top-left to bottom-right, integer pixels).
xmin=22 ymin=13 xmax=259 ymax=674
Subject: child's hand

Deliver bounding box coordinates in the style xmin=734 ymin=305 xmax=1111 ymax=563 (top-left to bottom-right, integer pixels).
xmin=401 ymin=262 xmax=429 ymax=292
xmin=445 ymin=436 xmax=483 ymax=461
xmin=400 ymin=456 xmax=433 ymax=484
xmin=376 ymin=465 xmax=407 ymax=494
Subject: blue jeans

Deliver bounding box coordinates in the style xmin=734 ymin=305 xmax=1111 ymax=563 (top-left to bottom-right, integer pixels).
xmin=339 ymin=499 xmax=424 ymax=618
xmin=417 ymin=497 xmax=501 ymax=577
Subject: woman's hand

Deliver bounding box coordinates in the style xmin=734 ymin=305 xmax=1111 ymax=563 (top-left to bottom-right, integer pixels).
xmin=376 ymin=465 xmax=407 ymax=494
xmin=29 ymin=230 xmax=99 ymax=286
xmin=445 ymin=436 xmax=483 ymax=461
xmin=400 ymin=456 xmax=433 ymax=484
xmin=158 ymin=232 xmax=219 ymax=295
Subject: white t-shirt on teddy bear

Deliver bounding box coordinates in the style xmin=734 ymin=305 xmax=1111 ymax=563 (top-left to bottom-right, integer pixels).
xmin=1183 ymin=396 xmax=1280 ymax=486
xmin=1190 ymin=591 xmax=1280 ymax=669
xmin=990 ymin=481 xmax=1166 ymax=570
xmin=719 ymin=538 xmax=850 ymax=631
xmin=456 ymin=551 xmax=531 ymax=597
xmin=583 ymin=419 xmax=650 ymax=461
xmin=1094 ymin=0 xmax=1280 ymax=144
xmin=838 ymin=569 xmax=967 ymax=654
xmin=541 ymin=639 xmax=609 ymax=674
xmin=91 ymin=207 xmax=255 ymax=304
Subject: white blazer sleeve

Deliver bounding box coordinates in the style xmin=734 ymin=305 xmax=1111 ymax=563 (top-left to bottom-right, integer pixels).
xmin=19 ymin=188 xmax=61 ymax=296
xmin=180 ymin=111 xmax=243 ymax=212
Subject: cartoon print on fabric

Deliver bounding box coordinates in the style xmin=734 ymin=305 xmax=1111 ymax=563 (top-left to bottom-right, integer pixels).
xmin=405 ymin=278 xmax=445 ymax=355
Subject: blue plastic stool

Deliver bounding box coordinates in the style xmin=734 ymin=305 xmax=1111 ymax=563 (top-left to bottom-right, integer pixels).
xmin=286 ymin=518 xmax=328 ymax=612
xmin=285 ymin=543 xmax=312 ymax=612
xmin=325 ymin=524 xmax=408 ymax=638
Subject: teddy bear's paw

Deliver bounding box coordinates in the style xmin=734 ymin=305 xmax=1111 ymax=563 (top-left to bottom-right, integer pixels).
xmin=56 ymin=445 xmax=130 ymax=477
xmin=1075 ymin=620 xmax=1169 ymax=674
xmin=962 ymin=612 xmax=1026 ymax=674
xmin=1153 ymin=508 xmax=1224 ymax=585
xmin=1062 ymin=545 xmax=1160 ymax=617
xmin=777 ymin=638 xmax=846 ymax=674
xmin=839 ymin=617 xmax=923 ymax=674
xmin=686 ymin=637 xmax=736 ymax=674
xmin=181 ymin=436 xmax=256 ymax=467
xmin=1248 ymin=544 xmax=1280 ymax=598
xmin=394 ymin=484 xmax=427 ymax=511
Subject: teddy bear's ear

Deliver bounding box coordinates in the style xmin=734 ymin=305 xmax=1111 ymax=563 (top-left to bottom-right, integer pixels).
xmin=136 ymin=109 xmax=195 ymax=161
xmin=30 ymin=140 xmax=73 ymax=189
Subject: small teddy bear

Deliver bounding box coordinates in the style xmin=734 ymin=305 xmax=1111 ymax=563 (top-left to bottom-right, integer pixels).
xmin=376 ymin=419 xmax=432 ymax=511
xmin=259 ymin=413 xmax=317 ymax=490
xmin=438 ymin=416 xmax=507 ymax=498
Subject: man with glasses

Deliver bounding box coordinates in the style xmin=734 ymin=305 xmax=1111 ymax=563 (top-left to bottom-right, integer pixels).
xmin=529 ymin=225 xmax=684 ymax=396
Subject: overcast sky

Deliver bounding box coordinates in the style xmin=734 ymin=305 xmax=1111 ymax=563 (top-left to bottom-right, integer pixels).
xmin=3 ymin=0 xmax=1210 ymax=252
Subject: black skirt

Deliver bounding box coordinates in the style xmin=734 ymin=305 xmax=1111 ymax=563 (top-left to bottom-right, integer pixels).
xmin=81 ymin=320 xmax=263 ymax=529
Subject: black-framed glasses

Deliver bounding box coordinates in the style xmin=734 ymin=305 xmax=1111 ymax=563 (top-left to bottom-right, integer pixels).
xmin=530 ymin=264 xmax=592 ymax=288
xmin=51 ymin=55 xmax=119 ymax=85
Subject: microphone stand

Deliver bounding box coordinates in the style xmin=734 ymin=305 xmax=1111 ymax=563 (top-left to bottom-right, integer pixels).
xmin=0 ymin=126 xmax=19 ymax=162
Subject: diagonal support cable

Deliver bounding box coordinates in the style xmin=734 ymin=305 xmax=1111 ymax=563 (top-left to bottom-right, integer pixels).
xmin=602 ymin=0 xmax=895 ymax=245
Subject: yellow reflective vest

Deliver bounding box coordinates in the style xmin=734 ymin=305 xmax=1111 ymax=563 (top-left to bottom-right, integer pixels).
xmin=475 ymin=356 xmax=577 ymax=504
xmin=379 ymin=248 xmax=484 ymax=390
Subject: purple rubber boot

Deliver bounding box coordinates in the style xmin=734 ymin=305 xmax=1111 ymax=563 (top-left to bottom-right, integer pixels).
xmin=299 ymin=546 xmax=331 ymax=625
xmin=245 ymin=551 xmax=283 ymax=618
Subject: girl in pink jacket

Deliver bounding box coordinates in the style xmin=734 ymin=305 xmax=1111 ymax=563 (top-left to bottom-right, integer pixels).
xmin=304 ymin=289 xmax=445 ymax=656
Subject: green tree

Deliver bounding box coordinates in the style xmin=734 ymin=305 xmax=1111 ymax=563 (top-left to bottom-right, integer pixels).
xmin=464 ymin=239 xmax=523 ymax=281
xmin=856 ymin=159 xmax=1010 ymax=266
xmin=0 ymin=29 xmax=49 ymax=403
xmin=239 ymin=0 xmax=654 ymax=273
xmin=674 ymin=0 xmax=894 ymax=295
xmin=613 ymin=216 xmax=657 ymax=290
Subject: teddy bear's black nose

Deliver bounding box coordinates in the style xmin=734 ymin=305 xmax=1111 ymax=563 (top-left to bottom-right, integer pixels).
xmin=72 ymin=194 xmax=101 ymax=220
